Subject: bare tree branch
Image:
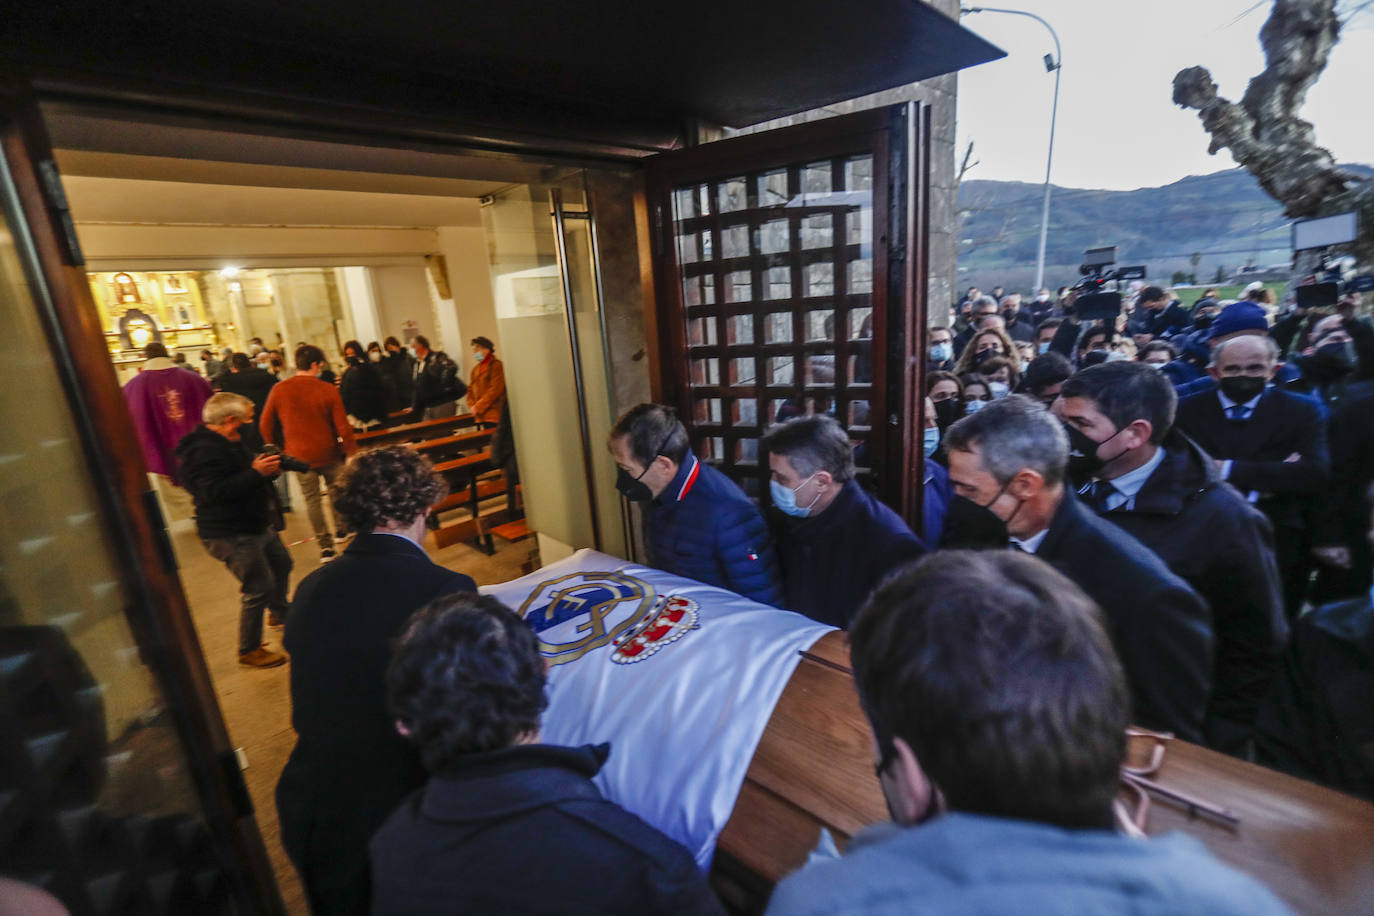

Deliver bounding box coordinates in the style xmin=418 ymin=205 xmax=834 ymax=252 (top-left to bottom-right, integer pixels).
xmin=1173 ymin=0 xmax=1369 ymax=220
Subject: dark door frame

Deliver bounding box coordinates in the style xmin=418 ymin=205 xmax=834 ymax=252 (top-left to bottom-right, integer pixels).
xmin=0 ymin=81 xmax=285 ymax=914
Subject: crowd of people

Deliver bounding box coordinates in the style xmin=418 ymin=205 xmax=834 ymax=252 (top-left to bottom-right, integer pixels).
xmin=116 ymin=284 xmax=1374 ymax=913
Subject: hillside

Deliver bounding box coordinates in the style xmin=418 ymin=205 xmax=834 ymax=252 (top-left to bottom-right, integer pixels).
xmin=955 ymin=165 xmax=1372 ymax=292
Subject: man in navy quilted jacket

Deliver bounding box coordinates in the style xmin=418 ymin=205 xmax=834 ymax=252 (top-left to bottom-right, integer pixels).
xmin=610 ymin=404 xmax=783 ymax=606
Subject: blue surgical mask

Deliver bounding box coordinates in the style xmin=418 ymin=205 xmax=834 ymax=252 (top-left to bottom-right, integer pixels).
xmin=929 ymin=342 xmax=952 ymax=363
xmin=964 ymin=398 xmax=987 ymax=414
xmin=989 ymin=381 xmax=1011 ymax=399
xmin=922 ymin=426 xmax=940 ymax=458
xmin=1037 ymin=342 xmax=1051 ymax=355
xmin=770 ymin=473 xmax=819 ymax=518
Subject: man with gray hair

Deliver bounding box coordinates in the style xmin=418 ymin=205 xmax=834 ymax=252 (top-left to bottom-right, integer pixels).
xmin=763 ymin=414 xmax=924 ymax=627
xmin=1176 ymin=333 xmax=1329 ymax=618
xmin=176 ymin=391 xmax=291 ymax=668
xmin=941 ymin=395 xmax=1212 ymax=741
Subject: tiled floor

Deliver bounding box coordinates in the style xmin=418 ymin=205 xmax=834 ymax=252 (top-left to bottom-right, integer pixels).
xmin=167 ymin=488 xmax=537 ymax=914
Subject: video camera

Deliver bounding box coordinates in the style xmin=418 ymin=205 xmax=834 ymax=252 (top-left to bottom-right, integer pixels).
xmin=260 ymin=442 xmax=311 ymax=474
xmin=1067 ymin=247 xmax=1148 ymax=322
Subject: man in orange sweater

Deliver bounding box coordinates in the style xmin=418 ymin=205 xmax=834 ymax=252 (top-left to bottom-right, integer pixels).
xmin=261 ymin=344 xmax=358 ymax=561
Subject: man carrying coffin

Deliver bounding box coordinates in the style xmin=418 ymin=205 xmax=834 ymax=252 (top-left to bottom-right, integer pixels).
xmin=371 ymin=593 xmax=725 ymax=916
xmin=765 ymin=551 xmax=1292 ymax=915
xmin=764 ymin=414 xmax=925 ymax=627
xmin=609 ymin=404 xmax=783 ymax=606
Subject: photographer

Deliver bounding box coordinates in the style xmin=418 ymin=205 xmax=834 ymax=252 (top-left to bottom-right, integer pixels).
xmin=176 ymin=392 xmax=291 ymax=669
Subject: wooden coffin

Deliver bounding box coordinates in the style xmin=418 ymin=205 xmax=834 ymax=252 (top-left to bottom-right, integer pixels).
xmin=710 ymin=631 xmax=1374 ymax=915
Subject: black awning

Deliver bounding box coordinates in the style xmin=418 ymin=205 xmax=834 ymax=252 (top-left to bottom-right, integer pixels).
xmin=9 ymin=1 xmax=1002 ymax=153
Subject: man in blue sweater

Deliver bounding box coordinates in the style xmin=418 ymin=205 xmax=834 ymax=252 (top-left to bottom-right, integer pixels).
xmin=766 ymin=551 xmax=1293 ymax=916
xmin=763 ymin=414 xmax=925 ymax=627
xmin=610 ymin=404 xmax=782 ymax=606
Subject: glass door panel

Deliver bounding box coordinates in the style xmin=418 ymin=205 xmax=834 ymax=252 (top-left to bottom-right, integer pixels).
xmin=0 ymin=144 xmax=240 ymax=914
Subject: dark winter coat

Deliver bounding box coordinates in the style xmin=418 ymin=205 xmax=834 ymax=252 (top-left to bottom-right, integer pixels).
xmin=644 ymin=451 xmax=783 ymax=607
xmin=411 ymin=350 xmax=467 ymax=411
xmin=772 ymin=478 xmax=926 ymax=628
xmin=175 ymin=424 xmax=277 ymax=538
xmin=215 ymin=365 xmax=277 ymax=414
xmin=276 ymin=534 xmax=476 ymax=916
xmin=369 ymin=743 xmax=725 ymax=916
xmin=339 ymin=361 xmax=389 ymax=424
xmin=1035 ymin=489 xmax=1213 ymax=742
xmin=1175 ymin=387 xmax=1329 ymax=532
xmin=1078 ymin=431 xmax=1286 ymax=745
xmin=1256 ymin=595 xmax=1374 ymax=801
xmin=380 ymin=350 xmax=414 ymax=411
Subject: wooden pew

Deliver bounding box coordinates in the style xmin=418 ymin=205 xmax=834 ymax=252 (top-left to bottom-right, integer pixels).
xmin=355 ymin=412 xmax=475 ymax=448
xmin=710 ymin=631 xmax=1374 ymax=915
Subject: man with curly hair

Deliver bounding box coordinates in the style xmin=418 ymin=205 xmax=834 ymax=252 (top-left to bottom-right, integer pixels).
xmin=370 ymin=593 xmax=724 ymax=916
xmin=276 ymin=445 xmax=476 ymax=916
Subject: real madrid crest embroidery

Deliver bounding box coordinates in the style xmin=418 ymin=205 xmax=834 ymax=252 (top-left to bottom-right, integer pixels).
xmin=516 ymin=570 xmax=700 ymax=667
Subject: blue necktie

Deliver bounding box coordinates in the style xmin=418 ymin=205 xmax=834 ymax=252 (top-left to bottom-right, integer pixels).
xmin=1227 ymin=405 xmax=1249 ymax=421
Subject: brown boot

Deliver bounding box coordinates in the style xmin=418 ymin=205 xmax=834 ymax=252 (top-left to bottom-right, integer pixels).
xmin=238 ymin=646 xmax=287 ymax=668
xmin=267 ymin=612 xmax=285 ymax=628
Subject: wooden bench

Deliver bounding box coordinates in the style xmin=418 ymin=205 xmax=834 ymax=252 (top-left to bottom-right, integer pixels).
xmin=356 ymin=412 xmax=475 ymax=448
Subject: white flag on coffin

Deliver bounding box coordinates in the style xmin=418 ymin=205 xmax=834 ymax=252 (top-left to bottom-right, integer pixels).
xmin=480 ymin=549 xmax=836 ymax=868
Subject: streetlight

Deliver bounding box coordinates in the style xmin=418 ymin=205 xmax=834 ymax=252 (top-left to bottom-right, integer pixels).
xmin=961 ymin=6 xmax=1062 ymax=292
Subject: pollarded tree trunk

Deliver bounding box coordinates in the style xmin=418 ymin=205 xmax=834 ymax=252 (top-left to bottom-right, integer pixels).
xmin=1173 ymin=0 xmax=1374 ymax=268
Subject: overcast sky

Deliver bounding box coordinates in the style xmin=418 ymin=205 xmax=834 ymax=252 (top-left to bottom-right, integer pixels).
xmin=955 ymin=0 xmax=1374 ymax=190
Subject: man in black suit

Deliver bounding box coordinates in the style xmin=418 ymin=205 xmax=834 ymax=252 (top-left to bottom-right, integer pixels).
xmin=1174 ymin=335 xmax=1330 ymax=618
xmin=215 ymin=352 xmax=276 ymax=414
xmin=1057 ymin=362 xmax=1286 ymax=753
xmin=277 ymin=446 xmax=476 ymax=916
xmin=942 ymin=396 xmax=1213 ymax=742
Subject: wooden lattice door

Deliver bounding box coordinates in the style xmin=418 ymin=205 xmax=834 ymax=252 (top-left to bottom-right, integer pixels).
xmin=646 ymin=106 xmax=924 ymax=517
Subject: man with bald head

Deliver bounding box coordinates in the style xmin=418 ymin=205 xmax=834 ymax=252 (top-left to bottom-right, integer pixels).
xmin=1175 ymin=335 xmax=1329 ymax=617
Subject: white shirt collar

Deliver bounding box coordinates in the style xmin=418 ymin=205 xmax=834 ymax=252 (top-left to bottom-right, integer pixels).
xmin=1009 ymin=527 xmax=1050 ymax=554
xmin=141 ymin=357 xmax=175 ymax=370
xmin=1103 ymin=445 xmax=1166 ymax=501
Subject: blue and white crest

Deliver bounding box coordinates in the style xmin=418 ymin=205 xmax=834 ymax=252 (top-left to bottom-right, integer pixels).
xmin=517 ymin=570 xmax=655 ymax=666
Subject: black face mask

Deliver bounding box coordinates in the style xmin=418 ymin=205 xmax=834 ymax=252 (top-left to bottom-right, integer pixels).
xmin=933 ymin=398 xmax=962 ymax=430
xmin=1219 ymin=375 xmax=1267 ymax=404
xmin=1064 ymin=423 xmax=1124 ymax=481
xmin=976 ymin=347 xmax=999 ymax=361
xmin=940 ymin=482 xmax=1018 ymax=549
xmin=615 ymin=466 xmax=654 ymax=502
xmin=1301 ymin=341 xmax=1357 ymax=380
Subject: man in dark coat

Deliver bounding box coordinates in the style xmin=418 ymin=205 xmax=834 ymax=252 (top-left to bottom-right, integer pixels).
xmin=176 ymin=392 xmax=290 ymax=668
xmin=1174 ymin=335 xmax=1330 ymax=617
xmin=942 ymin=396 xmax=1213 ymax=742
xmin=276 ymin=446 xmax=475 ymax=916
xmin=609 ymin=404 xmax=782 ymax=606
xmin=1058 ymin=362 xmax=1286 ymax=752
xmin=215 ymin=353 xmax=277 ymax=413
xmin=764 ymin=414 xmax=925 ymax=627
xmin=1255 ymin=492 xmax=1374 ymax=802
xmin=1312 ymin=391 xmax=1374 ymax=601
xmin=371 ymin=593 xmax=724 ymax=916
xmin=380 ymin=336 xmax=415 ymax=412
xmin=408 ymin=334 xmax=466 ymax=419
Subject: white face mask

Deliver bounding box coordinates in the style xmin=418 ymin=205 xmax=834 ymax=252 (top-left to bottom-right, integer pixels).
xmin=369 ymin=350 xmax=382 ymax=363
xmin=989 ymin=381 xmax=1011 ymax=399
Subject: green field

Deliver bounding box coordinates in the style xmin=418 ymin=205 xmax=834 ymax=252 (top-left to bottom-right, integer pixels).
xmin=1171 ymin=282 xmax=1286 ymax=308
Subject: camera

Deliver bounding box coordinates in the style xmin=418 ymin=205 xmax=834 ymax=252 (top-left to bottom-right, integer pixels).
xmin=1067 ymin=247 xmax=1148 ymax=322
xmin=260 ymin=443 xmax=311 ymax=473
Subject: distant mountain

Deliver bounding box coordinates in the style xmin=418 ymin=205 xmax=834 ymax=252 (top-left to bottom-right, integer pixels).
xmin=955 ymin=165 xmax=1372 ymax=292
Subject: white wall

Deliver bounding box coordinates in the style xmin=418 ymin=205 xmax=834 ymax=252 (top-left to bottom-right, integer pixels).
xmin=438 ymin=225 xmax=501 ymax=354
xmin=372 ymin=264 xmax=439 ymax=349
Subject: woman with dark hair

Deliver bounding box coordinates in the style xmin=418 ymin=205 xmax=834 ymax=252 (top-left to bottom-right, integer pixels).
xmin=958 ymin=372 xmax=992 ymax=415
xmin=926 ymin=370 xmax=964 ymax=430
xmin=467 ymin=335 xmax=507 ymax=428
xmin=975 ymin=355 xmax=1020 ymax=398
xmin=276 ymin=445 xmax=475 ymax=916
xmin=339 ymin=339 xmax=388 ymax=428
